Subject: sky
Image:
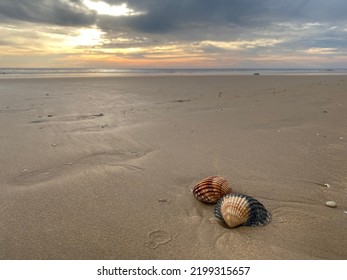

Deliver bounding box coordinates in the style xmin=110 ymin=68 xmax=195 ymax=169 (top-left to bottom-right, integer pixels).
xmin=1 ymin=0 xmax=347 ymax=68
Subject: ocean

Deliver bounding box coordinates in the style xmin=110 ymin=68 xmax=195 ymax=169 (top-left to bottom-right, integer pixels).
xmin=1 ymin=68 xmax=347 ymax=78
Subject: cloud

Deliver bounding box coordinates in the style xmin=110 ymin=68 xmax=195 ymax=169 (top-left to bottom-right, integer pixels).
xmin=95 ymin=0 xmax=347 ymax=32
xmin=93 ymin=0 xmax=347 ymax=59
xmin=1 ymin=0 xmax=347 ymax=67
xmin=95 ymin=0 xmax=271 ymax=34
xmin=0 ymin=0 xmax=96 ymax=26
xmin=1 ymin=0 xmax=347 ymax=37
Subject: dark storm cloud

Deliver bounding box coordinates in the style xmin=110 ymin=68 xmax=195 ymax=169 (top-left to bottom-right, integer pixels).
xmin=0 ymin=0 xmax=96 ymax=26
xmin=1 ymin=0 xmax=346 ymax=33
xmin=97 ymin=0 xmax=272 ymax=34
xmin=95 ymin=0 xmax=275 ymax=47
xmin=98 ymin=0 xmax=347 ymax=34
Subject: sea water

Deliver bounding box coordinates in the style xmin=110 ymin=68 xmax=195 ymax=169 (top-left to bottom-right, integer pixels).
xmin=1 ymin=68 xmax=347 ymax=78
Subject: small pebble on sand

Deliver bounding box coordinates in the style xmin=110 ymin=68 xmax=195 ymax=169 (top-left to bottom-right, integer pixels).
xmin=325 ymin=201 xmax=337 ymax=208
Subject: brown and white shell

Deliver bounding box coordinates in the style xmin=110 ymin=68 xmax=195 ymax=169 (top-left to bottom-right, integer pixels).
xmin=192 ymin=175 xmax=232 ymax=204
xmin=214 ymin=193 xmax=271 ymax=228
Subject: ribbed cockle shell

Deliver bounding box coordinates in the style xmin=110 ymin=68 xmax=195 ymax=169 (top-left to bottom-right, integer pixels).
xmin=192 ymin=176 xmax=232 ymax=204
xmin=214 ymin=193 xmax=271 ymax=228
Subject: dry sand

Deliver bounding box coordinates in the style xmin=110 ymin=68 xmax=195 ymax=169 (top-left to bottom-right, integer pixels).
xmin=0 ymin=75 xmax=346 ymax=259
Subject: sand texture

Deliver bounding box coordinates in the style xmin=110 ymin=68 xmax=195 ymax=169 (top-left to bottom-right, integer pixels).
xmin=0 ymin=75 xmax=346 ymax=259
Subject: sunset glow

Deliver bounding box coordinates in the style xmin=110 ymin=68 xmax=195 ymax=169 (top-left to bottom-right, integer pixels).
xmin=66 ymin=28 xmax=105 ymax=47
xmin=0 ymin=0 xmax=347 ymax=68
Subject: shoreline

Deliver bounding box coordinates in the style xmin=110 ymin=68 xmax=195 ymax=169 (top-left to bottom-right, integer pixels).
xmin=1 ymin=68 xmax=347 ymax=79
xmin=1 ymin=73 xmax=347 ymax=81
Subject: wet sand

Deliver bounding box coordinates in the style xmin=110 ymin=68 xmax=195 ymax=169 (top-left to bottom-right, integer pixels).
xmin=0 ymin=75 xmax=346 ymax=259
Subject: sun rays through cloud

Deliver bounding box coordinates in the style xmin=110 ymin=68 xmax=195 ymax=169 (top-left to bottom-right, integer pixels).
xmin=66 ymin=27 xmax=105 ymax=47
xmin=83 ymin=0 xmax=145 ymax=17
xmin=0 ymin=0 xmax=347 ymax=68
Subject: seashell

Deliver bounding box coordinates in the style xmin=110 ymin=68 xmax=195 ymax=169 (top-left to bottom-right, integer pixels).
xmin=192 ymin=175 xmax=232 ymax=204
xmin=214 ymin=193 xmax=271 ymax=228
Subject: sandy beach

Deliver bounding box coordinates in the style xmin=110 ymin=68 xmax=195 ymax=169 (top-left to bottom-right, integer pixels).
xmin=0 ymin=75 xmax=346 ymax=259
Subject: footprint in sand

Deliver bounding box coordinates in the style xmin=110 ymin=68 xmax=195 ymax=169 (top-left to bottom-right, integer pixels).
xmin=144 ymin=230 xmax=172 ymax=249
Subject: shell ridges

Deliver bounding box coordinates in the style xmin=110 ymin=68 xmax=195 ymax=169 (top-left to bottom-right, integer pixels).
xmin=193 ymin=175 xmax=232 ymax=204
xmin=214 ymin=193 xmax=271 ymax=228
